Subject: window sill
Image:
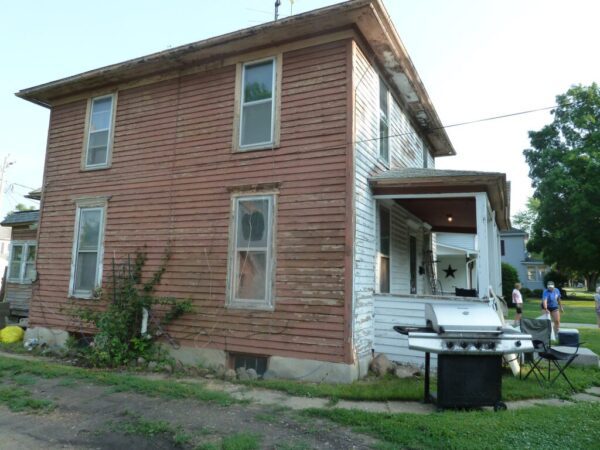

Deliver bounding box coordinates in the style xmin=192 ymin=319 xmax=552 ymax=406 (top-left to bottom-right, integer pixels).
xmin=69 ymin=293 xmax=97 ymax=300
xmin=226 ymin=301 xmax=274 ymax=312
xmin=7 ymin=279 xmax=34 ymax=285
xmin=234 ymin=143 xmax=279 ymax=153
xmin=81 ymin=164 xmax=111 ymax=172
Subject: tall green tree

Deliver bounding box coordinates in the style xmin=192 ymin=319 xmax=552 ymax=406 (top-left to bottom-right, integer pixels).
xmin=512 ymin=197 xmax=540 ymax=235
xmin=524 ymin=83 xmax=600 ymax=291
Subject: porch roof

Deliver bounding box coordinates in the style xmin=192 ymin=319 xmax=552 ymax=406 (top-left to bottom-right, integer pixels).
xmin=369 ymin=168 xmax=511 ymax=231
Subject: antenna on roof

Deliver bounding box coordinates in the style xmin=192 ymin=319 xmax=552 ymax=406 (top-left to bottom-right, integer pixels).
xmin=274 ymin=0 xmax=281 ymax=21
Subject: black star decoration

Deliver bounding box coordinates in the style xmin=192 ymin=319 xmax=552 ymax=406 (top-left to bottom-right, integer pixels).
xmin=443 ymin=265 xmax=457 ymax=278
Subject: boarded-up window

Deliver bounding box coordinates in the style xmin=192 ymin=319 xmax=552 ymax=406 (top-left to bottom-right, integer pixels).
xmin=228 ymin=195 xmax=275 ymax=309
xmin=378 ymin=206 xmax=390 ymax=293
xmin=379 ymin=78 xmax=390 ymax=165
xmin=8 ymin=241 xmax=36 ymax=283
xmin=240 ymin=59 xmax=275 ymax=148
xmin=85 ymin=95 xmax=115 ymax=168
xmin=71 ymin=205 xmax=105 ymax=297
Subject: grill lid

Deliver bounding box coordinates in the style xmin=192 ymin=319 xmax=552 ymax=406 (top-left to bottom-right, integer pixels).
xmin=425 ymin=303 xmax=502 ymax=334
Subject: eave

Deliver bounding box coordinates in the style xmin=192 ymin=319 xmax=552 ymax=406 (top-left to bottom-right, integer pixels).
xmin=16 ymin=0 xmax=455 ymax=157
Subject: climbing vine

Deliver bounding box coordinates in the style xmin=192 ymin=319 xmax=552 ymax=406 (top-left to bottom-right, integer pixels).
xmin=70 ymin=246 xmax=192 ymax=368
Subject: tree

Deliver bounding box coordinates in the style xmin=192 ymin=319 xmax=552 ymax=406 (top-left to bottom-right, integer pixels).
xmin=523 ymin=83 xmax=600 ymax=291
xmin=13 ymin=203 xmax=35 ymax=212
xmin=512 ymin=197 xmax=540 ymax=236
xmin=501 ymin=262 xmax=520 ymax=304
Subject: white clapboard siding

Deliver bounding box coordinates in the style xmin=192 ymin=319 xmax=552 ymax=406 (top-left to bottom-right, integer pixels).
xmin=351 ymin=42 xmax=436 ymax=359
xmin=373 ymin=294 xmax=486 ymax=367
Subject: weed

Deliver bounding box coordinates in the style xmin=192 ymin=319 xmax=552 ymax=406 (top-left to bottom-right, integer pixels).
xmin=0 ymin=356 xmax=234 ymax=405
xmin=112 ymin=413 xmax=193 ymax=446
xmin=11 ymin=374 xmax=37 ymax=386
xmin=68 ymin=247 xmax=192 ymax=368
xmin=57 ymin=378 xmax=77 ymax=387
xmin=0 ymin=387 xmax=55 ymax=413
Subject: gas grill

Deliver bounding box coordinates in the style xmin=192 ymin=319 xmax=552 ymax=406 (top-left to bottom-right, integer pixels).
xmin=394 ymin=302 xmax=533 ymax=410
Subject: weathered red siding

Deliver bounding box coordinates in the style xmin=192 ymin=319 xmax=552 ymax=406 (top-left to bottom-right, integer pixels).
xmin=32 ymin=40 xmax=351 ymax=363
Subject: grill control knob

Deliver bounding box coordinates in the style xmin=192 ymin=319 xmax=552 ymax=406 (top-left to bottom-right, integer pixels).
xmin=486 ymin=342 xmax=496 ymax=350
xmin=446 ymin=342 xmax=455 ymax=350
xmin=474 ymin=342 xmax=482 ymax=350
xmin=460 ymin=342 xmax=468 ymax=349
xmin=515 ymin=341 xmax=522 ymax=347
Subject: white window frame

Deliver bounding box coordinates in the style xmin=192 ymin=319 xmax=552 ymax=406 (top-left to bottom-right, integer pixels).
xmin=376 ymin=204 xmax=391 ymax=294
xmin=69 ymin=198 xmax=108 ymax=298
xmin=83 ymin=93 xmax=117 ymax=170
xmin=378 ymin=77 xmax=390 ymax=167
xmin=7 ymin=240 xmax=37 ymax=284
xmin=233 ymin=55 xmax=282 ymax=152
xmin=226 ymin=193 xmax=276 ymax=310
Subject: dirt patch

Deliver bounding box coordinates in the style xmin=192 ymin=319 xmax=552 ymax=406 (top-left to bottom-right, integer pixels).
xmin=0 ymin=376 xmax=377 ymax=449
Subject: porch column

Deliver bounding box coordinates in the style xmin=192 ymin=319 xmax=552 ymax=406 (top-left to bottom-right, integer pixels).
xmin=475 ymin=193 xmax=490 ymax=298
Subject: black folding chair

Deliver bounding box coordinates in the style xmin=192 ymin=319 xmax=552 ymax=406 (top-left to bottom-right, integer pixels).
xmin=523 ymin=339 xmax=581 ymax=391
xmin=518 ymin=318 xmax=552 ymax=375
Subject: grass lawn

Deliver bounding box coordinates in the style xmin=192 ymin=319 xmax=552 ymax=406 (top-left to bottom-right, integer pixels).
xmin=520 ymin=298 xmax=596 ymax=324
xmin=242 ymin=328 xmax=600 ymax=403
xmin=0 ymin=356 xmax=234 ymax=405
xmin=304 ymin=402 xmax=600 ymax=450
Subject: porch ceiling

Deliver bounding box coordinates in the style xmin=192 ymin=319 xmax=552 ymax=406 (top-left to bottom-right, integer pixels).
xmin=395 ymin=198 xmax=476 ymax=233
xmin=369 ymin=168 xmax=511 ymax=230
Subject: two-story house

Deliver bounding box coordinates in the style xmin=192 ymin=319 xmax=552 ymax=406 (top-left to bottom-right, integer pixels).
xmin=17 ymin=0 xmax=510 ymax=381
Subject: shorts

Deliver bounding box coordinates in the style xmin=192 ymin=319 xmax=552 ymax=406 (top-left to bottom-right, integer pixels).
xmin=515 ymin=305 xmax=522 ymax=314
xmin=547 ymin=306 xmax=559 ymax=313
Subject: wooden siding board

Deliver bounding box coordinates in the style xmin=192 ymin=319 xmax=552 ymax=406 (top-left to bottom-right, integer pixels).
xmin=32 ymin=40 xmax=352 ymax=364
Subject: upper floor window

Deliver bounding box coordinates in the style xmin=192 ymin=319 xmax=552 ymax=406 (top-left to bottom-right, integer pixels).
xmin=8 ymin=241 xmax=36 ymax=283
xmin=227 ymin=194 xmax=276 ymax=310
xmin=234 ymin=56 xmax=281 ymax=151
xmin=70 ymin=200 xmax=107 ymax=298
xmin=500 ymin=239 xmax=505 ymax=256
xmin=84 ymin=94 xmax=116 ymax=169
xmin=379 ymin=77 xmax=390 ymax=165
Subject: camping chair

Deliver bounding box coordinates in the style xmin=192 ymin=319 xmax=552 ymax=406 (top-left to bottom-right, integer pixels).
xmin=521 ymin=319 xmax=581 ymax=390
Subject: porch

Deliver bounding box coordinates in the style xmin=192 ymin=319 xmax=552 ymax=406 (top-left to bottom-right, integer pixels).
xmin=362 ymin=168 xmax=511 ymax=366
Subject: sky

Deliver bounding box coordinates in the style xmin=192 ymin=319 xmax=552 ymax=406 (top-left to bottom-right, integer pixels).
xmin=1 ymin=0 xmax=598 ymax=219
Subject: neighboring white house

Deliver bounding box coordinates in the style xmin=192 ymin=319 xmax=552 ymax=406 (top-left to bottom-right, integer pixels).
xmin=500 ymin=228 xmax=549 ymax=291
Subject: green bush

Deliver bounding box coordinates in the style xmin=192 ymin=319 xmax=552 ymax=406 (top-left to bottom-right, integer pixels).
xmin=70 ymin=247 xmax=192 ymax=368
xmin=501 ymin=262 xmax=520 ymax=303
xmin=532 ymin=289 xmax=544 ymax=298
xmin=521 ymin=287 xmax=533 ymax=298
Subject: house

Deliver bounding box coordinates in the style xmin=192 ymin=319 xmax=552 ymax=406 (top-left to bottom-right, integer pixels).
xmin=16 ymin=0 xmax=510 ymax=381
xmin=0 ymin=209 xmax=40 ymax=318
xmin=500 ymin=228 xmax=549 ymax=291
xmin=0 ymin=226 xmax=11 ymax=289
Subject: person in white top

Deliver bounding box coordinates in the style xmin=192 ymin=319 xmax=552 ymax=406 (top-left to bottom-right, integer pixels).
xmin=512 ymin=282 xmax=523 ymax=323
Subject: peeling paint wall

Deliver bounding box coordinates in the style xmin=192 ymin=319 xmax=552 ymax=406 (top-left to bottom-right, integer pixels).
xmin=351 ymin=42 xmax=434 ymax=359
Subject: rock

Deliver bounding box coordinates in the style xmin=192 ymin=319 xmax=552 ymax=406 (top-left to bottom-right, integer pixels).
xmin=137 ymin=357 xmax=146 ymax=366
xmin=24 ymin=327 xmax=69 ymax=349
xmin=224 ymin=369 xmax=237 ymax=381
xmin=196 ymin=367 xmax=209 ymax=377
xmin=262 ymin=369 xmax=278 ymax=380
xmin=236 ymin=367 xmax=250 ymax=381
xmin=215 ymin=364 xmax=226 ymax=378
xmin=369 ymin=354 xmax=392 ymax=376
xmin=162 ymin=364 xmax=173 ymax=374
xmin=394 ymin=364 xmax=418 ymax=379
xmin=204 ymin=374 xmax=216 ymax=379
xmin=148 ymin=361 xmax=158 ymax=371
xmin=246 ymin=368 xmax=258 ymax=380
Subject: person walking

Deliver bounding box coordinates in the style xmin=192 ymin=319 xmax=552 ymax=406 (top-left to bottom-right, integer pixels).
xmin=542 ymin=281 xmax=563 ymax=333
xmin=595 ymin=286 xmax=600 ymax=328
xmin=512 ymin=282 xmax=523 ymax=323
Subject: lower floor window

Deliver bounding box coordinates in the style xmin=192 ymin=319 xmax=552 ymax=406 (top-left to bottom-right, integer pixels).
xmin=70 ymin=202 xmax=106 ymax=297
xmin=228 ymin=194 xmax=275 ymax=309
xmin=8 ymin=241 xmax=36 ymax=283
